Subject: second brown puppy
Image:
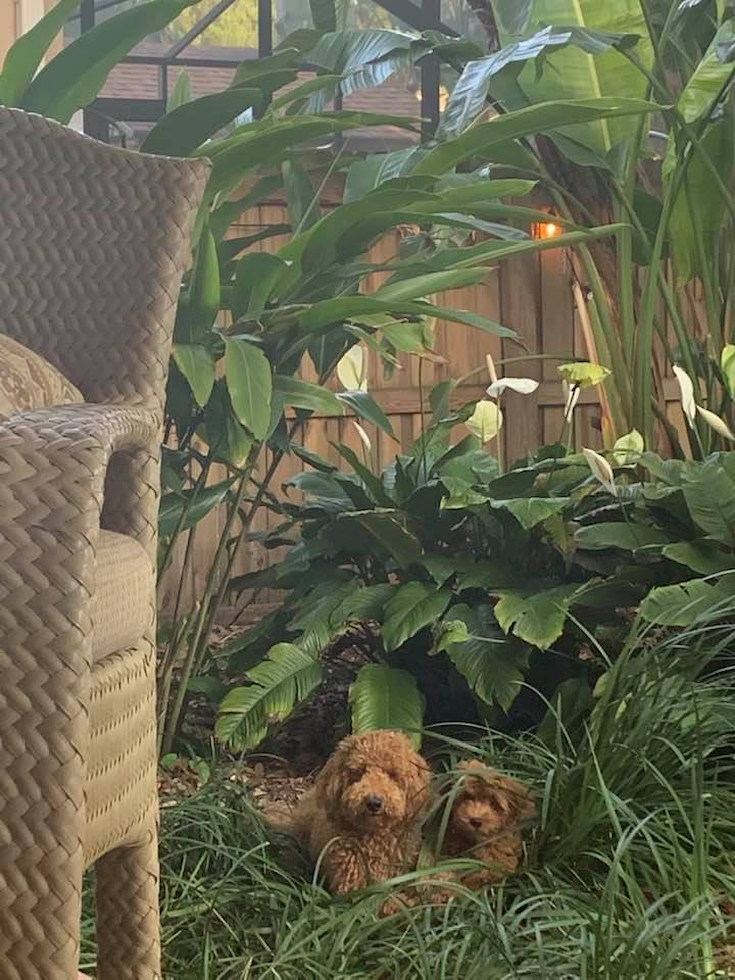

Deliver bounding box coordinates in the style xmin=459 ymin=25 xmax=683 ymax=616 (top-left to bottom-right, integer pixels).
xmin=437 ymin=759 xmax=536 ymax=894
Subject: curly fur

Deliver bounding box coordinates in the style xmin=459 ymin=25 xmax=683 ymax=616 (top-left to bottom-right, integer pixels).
xmin=437 ymin=760 xmax=536 ymax=894
xmin=286 ymin=730 xmax=432 ymax=896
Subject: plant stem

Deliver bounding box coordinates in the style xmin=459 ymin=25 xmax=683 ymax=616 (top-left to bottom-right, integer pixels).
xmin=160 ymin=444 xmax=260 ymax=755
xmin=157 ymin=450 xmax=213 ymax=586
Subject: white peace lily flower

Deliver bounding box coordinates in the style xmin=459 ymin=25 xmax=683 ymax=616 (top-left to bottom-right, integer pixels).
xmin=486 ymin=377 xmax=539 ymax=398
xmin=696 ymin=405 xmax=735 ymax=442
xmin=612 ymin=429 xmax=644 ymax=466
xmin=337 ymin=345 xmax=368 ymax=392
xmin=466 ymin=400 xmax=503 ymax=443
xmin=351 ymin=420 xmax=372 ymax=453
xmin=582 ymin=447 xmax=617 ymax=497
xmin=562 ymin=380 xmax=581 ymax=422
xmin=672 ymin=365 xmax=696 ymax=426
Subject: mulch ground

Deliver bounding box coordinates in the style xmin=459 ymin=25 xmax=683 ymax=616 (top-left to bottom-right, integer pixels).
xmin=161 ymin=623 xmax=379 ymax=809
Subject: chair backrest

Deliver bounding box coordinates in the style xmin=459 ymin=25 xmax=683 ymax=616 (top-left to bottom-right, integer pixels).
xmin=0 ymin=108 xmax=210 ymax=412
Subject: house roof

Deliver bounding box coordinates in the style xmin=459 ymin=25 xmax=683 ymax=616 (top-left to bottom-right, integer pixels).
xmin=100 ymin=43 xmax=422 ymax=149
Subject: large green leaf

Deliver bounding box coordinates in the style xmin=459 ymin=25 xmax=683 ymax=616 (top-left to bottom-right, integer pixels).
xmin=640 ymin=577 xmax=735 ymax=626
xmin=333 ymin=583 xmax=397 ymax=623
xmin=332 ymin=443 xmax=394 ymax=506
xmin=224 ymin=338 xmax=272 ymax=440
xmin=167 ymin=69 xmax=192 ymax=111
xmin=575 ymin=522 xmax=671 ymax=551
xmin=159 ymin=478 xmax=233 ymax=538
xmin=282 ymin=160 xmax=321 ymax=231
xmin=384 ymin=225 xmax=628 ymax=278
xmin=172 ymin=344 xmax=216 ymax=407
xmin=344 ymin=147 xmax=431 ymax=201
xmin=374 ymin=268 xmax=489 ymax=302
xmin=188 ymin=227 xmax=220 ymax=338
xmin=492 ymin=0 xmax=533 ymax=34
xmin=676 ymin=20 xmax=735 ymax=124
xmin=494 ymin=584 xmax=581 ymax=649
xmin=20 ymin=0 xmax=201 ymax=122
xmin=333 ymin=207 xmax=543 ymax=262
xmin=667 ymin=119 xmax=734 ymax=283
xmin=233 ymin=252 xmax=288 ymax=317
xmin=442 ymin=603 xmax=528 ymax=711
xmin=682 ymin=460 xmax=735 ymax=543
xmin=500 ymin=1 xmax=653 ymax=157
xmin=663 ymin=541 xmax=735 ymax=574
xmin=202 ymin=113 xmax=417 ymax=197
xmin=308 ymin=28 xmax=418 ymax=96
xmin=210 ymin=176 xmax=283 ymax=240
xmin=492 ymin=497 xmax=569 ymax=530
xmin=216 ymin=643 xmax=322 ymax=750
xmin=350 ymin=664 xmax=425 ymax=748
xmin=338 ymin=510 xmax=423 ymax=567
xmin=382 ymin=583 xmax=452 ymax=652
xmin=0 ymin=0 xmax=81 ymax=106
xmin=299 ymin=295 xmax=516 ymax=340
xmin=273 ymin=74 xmax=341 ymax=114
xmin=296 ymin=187 xmax=439 ymax=274
xmin=141 ymin=86 xmax=263 ymax=156
xmin=415 ymin=98 xmax=656 ymax=175
xmin=274 ymin=376 xmax=343 ymax=414
xmin=423 ymin=555 xmax=517 ymax=589
xmin=336 ymin=391 xmax=397 ymax=439
xmin=286 ymin=471 xmax=356 ymax=513
xmin=438 ymin=25 xmax=642 ymax=141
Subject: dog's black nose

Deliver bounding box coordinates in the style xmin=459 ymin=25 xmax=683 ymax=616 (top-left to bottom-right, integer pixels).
xmin=470 ymin=818 xmax=482 ymax=829
xmin=366 ymin=795 xmax=383 ymax=813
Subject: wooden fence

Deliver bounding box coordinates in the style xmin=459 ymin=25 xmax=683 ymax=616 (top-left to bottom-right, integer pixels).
xmin=158 ymin=194 xmax=689 ymax=620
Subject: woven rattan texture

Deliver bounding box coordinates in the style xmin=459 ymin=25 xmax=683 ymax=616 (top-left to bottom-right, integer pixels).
xmin=0 ymin=108 xmax=209 ymax=980
xmin=91 ymin=532 xmax=154 ymax=663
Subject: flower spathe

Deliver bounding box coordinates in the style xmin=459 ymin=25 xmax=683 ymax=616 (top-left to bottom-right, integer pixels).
xmin=486 ymin=377 xmax=539 ymax=397
xmin=337 ymin=345 xmax=368 ymax=392
xmin=582 ymin=447 xmax=617 ymax=497
xmin=352 ymin=420 xmax=372 ymax=452
xmin=696 ymin=405 xmax=735 ymax=442
xmin=484 ymin=352 xmax=538 ymax=399
xmin=612 ymin=429 xmax=644 ymax=466
xmin=466 ymin=399 xmax=503 ymax=443
xmin=672 ymin=365 xmax=696 ymax=426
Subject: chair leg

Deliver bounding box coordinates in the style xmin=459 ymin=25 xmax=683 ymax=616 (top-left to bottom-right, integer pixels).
xmin=95 ymin=825 xmax=161 ymax=980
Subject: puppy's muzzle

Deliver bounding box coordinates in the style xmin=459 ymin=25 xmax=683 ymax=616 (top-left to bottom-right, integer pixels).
xmin=365 ymin=795 xmax=384 ymax=814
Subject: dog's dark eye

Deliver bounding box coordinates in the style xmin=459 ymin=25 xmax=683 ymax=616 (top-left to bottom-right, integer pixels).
xmin=347 ymin=768 xmax=364 ymax=783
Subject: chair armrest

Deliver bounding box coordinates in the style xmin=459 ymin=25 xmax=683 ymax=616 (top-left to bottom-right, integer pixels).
xmin=0 ymin=404 xmax=161 ymax=960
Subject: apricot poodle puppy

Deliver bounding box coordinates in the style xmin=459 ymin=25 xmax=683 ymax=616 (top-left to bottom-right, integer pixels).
xmin=436 ymin=759 xmax=536 ymax=894
xmin=288 ymin=730 xmax=432 ymax=896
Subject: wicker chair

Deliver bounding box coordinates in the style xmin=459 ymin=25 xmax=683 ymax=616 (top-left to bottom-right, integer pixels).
xmin=0 ymin=108 xmax=210 ymax=979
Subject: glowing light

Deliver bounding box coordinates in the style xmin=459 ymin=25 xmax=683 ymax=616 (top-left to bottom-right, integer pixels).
xmin=537 ymin=221 xmax=561 ymax=239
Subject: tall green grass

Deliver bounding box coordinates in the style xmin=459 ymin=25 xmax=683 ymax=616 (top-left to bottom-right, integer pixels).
xmin=83 ymin=621 xmax=735 ymax=978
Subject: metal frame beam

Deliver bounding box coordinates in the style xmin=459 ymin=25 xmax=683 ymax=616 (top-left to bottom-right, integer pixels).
xmin=74 ymin=0 xmax=451 ymax=143
xmin=372 ymin=0 xmax=456 ymax=37
xmin=165 ymin=0 xmax=239 ymax=59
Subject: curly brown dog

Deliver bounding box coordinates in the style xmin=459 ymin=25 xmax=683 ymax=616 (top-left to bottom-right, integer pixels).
xmin=286 ymin=730 xmax=432 ymax=897
xmin=435 ymin=760 xmax=536 ymax=895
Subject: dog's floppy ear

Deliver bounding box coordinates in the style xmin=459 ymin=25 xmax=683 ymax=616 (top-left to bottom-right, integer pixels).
xmin=314 ymin=735 xmax=354 ymax=815
xmin=457 ymin=760 xmax=536 ymax=824
xmin=490 ymin=775 xmax=537 ymax=824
